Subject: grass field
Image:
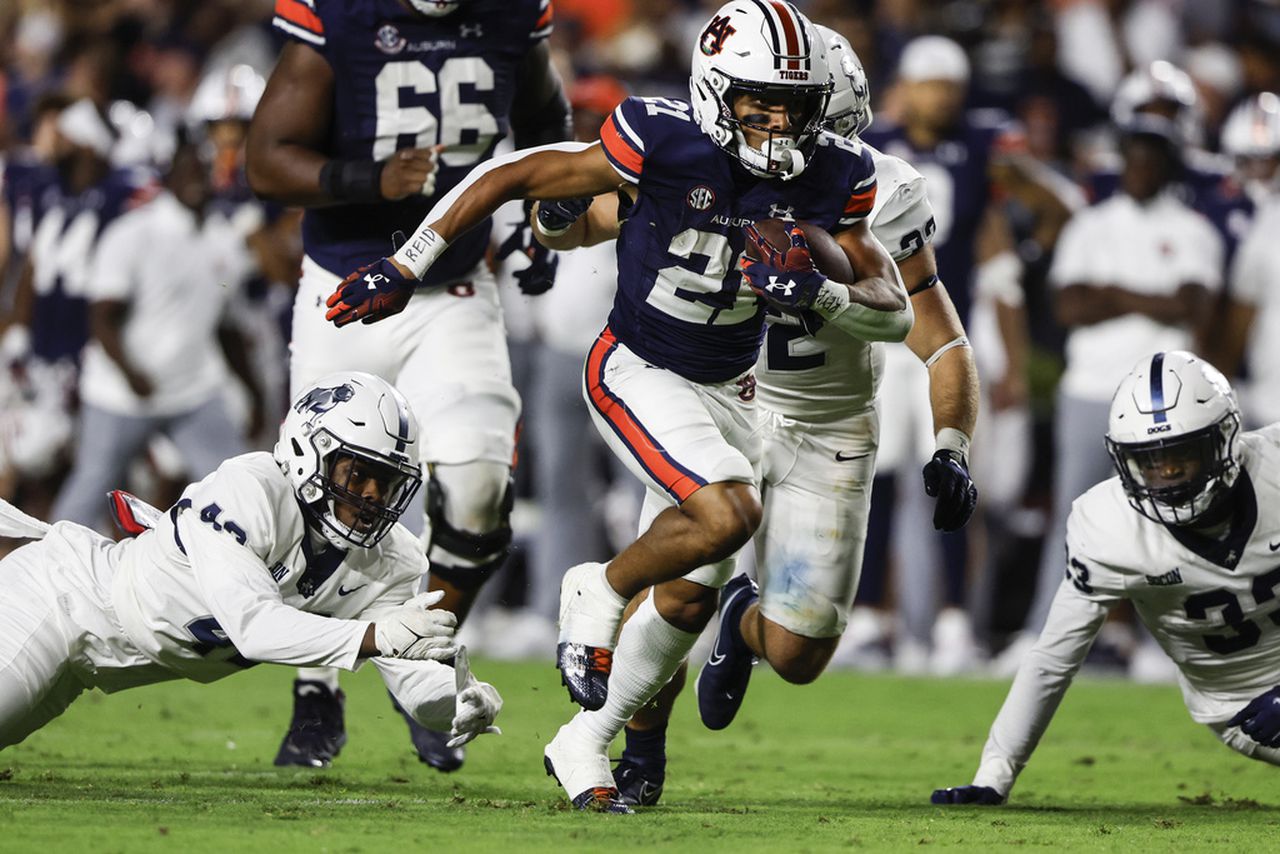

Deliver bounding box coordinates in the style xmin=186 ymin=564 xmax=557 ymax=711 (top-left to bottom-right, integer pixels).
xmin=1 ymin=660 xmax=1276 ymax=853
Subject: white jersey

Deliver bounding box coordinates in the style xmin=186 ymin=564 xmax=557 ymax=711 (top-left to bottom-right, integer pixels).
xmin=973 ymin=425 xmax=1280 ymax=794
xmin=755 ymin=145 xmax=933 ymax=423
xmin=1230 ymin=198 xmax=1280 ymax=426
xmin=111 ymin=452 xmax=428 ymax=683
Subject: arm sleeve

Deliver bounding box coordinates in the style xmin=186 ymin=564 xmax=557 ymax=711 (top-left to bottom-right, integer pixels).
xmin=972 ymin=583 xmax=1112 ymax=794
xmin=272 ymin=0 xmax=326 ymax=48
xmin=176 ymin=509 xmax=368 ymax=670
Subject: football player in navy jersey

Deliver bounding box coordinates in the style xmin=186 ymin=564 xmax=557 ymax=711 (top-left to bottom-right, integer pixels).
xmin=326 ymin=0 xmax=911 ymax=810
xmin=245 ymin=0 xmax=570 ymax=771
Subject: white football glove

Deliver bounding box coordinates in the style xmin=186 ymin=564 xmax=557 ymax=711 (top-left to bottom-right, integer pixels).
xmin=447 ymin=646 xmax=503 ymax=748
xmin=373 ymin=590 xmax=458 ymax=661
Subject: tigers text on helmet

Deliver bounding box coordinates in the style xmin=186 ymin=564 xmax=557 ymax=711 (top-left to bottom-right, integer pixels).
xmin=689 ymin=0 xmax=833 ymax=180
xmin=815 ymin=25 xmax=871 ymax=139
xmin=1105 ymin=351 xmax=1241 ymax=526
xmin=1111 ymin=60 xmax=1202 ymax=149
xmin=274 ymin=372 xmax=423 ymax=549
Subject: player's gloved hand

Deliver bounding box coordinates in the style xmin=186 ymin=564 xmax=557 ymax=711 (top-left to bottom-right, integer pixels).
xmin=514 ymin=239 xmax=559 ymax=296
xmin=930 ymin=785 xmax=1006 ymax=805
xmin=447 ymin=647 xmax=503 ymax=748
xmin=535 ymin=197 xmax=593 ymax=236
xmin=922 ymin=449 xmax=979 ymax=532
xmin=325 ymin=257 xmax=416 ymax=327
xmin=1228 ymin=685 xmax=1280 ymax=746
xmin=373 ymin=590 xmax=459 ymax=661
xmin=741 ymin=223 xmax=828 ymax=313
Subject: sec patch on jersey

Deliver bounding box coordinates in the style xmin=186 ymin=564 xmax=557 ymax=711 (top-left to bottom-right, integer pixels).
xmin=744 ymin=218 xmax=855 ymax=283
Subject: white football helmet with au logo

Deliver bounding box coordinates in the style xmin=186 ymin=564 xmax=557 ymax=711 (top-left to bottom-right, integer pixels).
xmin=1105 ymin=351 xmax=1242 ymax=526
xmin=275 ymin=371 xmax=423 ymax=549
xmin=689 ymin=0 xmax=833 ymax=180
xmin=815 ymin=25 xmax=871 ymax=139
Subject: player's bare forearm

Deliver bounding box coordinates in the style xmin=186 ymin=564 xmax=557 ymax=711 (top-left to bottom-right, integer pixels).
xmin=834 ymin=221 xmax=907 ymax=311
xmin=360 ymin=624 xmax=379 ymax=658
xmin=901 ymin=258 xmax=978 ymax=438
xmin=509 ymin=41 xmax=572 ymax=149
xmin=245 ymin=41 xmax=336 ymax=205
xmin=89 ymin=301 xmax=146 ymax=384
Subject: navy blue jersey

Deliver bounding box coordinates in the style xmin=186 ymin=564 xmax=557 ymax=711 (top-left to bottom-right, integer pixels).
xmin=27 ymin=169 xmax=151 ymax=364
xmin=599 ymin=96 xmax=877 ymax=383
xmin=862 ymin=110 xmax=1020 ymax=325
xmin=272 ymin=0 xmax=552 ymax=281
xmin=2 ymin=155 xmax=60 ymax=258
xmin=1086 ymin=152 xmax=1254 ymax=261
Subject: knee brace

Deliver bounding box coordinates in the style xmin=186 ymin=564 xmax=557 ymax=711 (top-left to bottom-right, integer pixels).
xmin=425 ymin=468 xmax=514 ymax=591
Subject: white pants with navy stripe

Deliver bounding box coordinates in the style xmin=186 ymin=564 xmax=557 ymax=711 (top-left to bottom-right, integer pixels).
xmin=583 ymin=328 xmax=760 ymax=590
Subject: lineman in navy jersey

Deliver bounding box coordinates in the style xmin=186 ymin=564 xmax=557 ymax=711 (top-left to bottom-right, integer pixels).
xmin=246 ymin=0 xmax=569 ymax=769
xmin=326 ymin=0 xmax=910 ymax=810
xmin=0 ymin=372 xmax=502 ymax=754
xmin=935 ymin=353 xmax=1280 ymax=805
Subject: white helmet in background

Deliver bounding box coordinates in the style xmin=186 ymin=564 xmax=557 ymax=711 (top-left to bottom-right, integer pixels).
xmin=275 ymin=372 xmax=423 ymax=549
xmin=188 ymin=64 xmax=266 ymax=126
xmin=815 ymin=25 xmax=871 ymax=139
xmin=1111 ymin=60 xmax=1202 ymax=148
xmin=1105 ymin=351 xmax=1241 ymax=526
xmin=1221 ymin=91 xmax=1280 ymax=198
xmin=689 ymin=0 xmax=833 ymax=180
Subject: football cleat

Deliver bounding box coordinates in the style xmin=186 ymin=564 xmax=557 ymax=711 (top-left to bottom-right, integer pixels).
xmin=390 ymin=693 xmax=465 ymax=772
xmin=544 ymin=722 xmax=633 ymax=814
xmin=274 ymin=679 xmax=348 ymax=768
xmin=695 ymin=574 xmax=760 ymax=731
xmin=613 ymin=757 xmax=665 ymax=807
xmin=556 ymin=562 xmax=625 ymax=710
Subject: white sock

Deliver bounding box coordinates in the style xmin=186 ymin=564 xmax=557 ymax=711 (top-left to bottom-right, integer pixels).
xmin=297 ymin=667 xmax=340 ymax=690
xmin=578 ymin=593 xmax=699 ymax=747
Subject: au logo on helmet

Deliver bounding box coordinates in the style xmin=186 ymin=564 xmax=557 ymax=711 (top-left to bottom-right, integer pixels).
xmin=700 ymin=14 xmax=736 ymax=56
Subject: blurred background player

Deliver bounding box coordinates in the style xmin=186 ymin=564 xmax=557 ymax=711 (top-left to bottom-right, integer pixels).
xmin=934 ymin=352 xmax=1280 ymax=806
xmin=996 ymin=114 xmax=1225 ymax=677
xmin=49 ymin=134 xmax=257 ymax=529
xmin=245 ymin=0 xmax=570 ymax=770
xmin=853 ymin=35 xmax=1065 ymax=673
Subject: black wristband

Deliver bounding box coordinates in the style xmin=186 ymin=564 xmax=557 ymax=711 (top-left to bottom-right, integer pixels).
xmin=907 ymin=274 xmax=940 ymax=297
xmin=319 ymin=159 xmax=386 ymax=203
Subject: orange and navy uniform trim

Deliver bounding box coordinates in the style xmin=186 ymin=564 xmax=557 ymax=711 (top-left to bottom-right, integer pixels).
xmin=273 ymin=0 xmax=325 ymax=46
xmin=585 ymin=328 xmax=707 ymax=503
xmin=600 ymin=110 xmax=644 ymax=182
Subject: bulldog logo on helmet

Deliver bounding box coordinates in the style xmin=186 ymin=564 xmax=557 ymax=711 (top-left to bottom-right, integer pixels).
xmin=294 ymin=383 xmax=356 ymax=421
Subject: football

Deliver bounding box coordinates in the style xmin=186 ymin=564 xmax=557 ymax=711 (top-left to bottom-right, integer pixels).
xmin=744 ymin=218 xmax=856 ymax=283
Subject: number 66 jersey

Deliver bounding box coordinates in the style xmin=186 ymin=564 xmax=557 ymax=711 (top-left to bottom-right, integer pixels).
xmin=272 ymin=0 xmax=553 ymax=283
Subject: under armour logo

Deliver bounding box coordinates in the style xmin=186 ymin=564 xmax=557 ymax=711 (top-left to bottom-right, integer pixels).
xmin=364 ymin=272 xmax=387 ymax=289
xmin=768 ymin=203 xmax=795 ymax=220
xmin=460 ymin=23 xmax=483 ymax=38
xmin=765 ymin=277 xmax=795 ymax=296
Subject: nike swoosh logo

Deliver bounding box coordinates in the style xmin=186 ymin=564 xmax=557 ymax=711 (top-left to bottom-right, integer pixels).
xmin=1271 ymin=541 xmax=1280 ymax=552
xmin=708 ymin=651 xmax=726 ymax=667
xmin=835 ymin=451 xmax=868 ymax=462
xmin=338 ymin=584 xmax=366 ymax=596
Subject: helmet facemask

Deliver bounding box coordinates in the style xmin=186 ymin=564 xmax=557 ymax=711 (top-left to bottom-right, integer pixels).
xmin=718 ymin=77 xmax=831 ymax=179
xmin=407 ymin=0 xmax=463 ymax=17
xmin=1106 ymin=413 xmax=1241 ymax=526
xmin=298 ymin=433 xmax=422 ymax=549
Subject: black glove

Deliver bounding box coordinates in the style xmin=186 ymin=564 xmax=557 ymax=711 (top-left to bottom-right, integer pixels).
xmin=922 ymin=449 xmax=978 ymax=532
xmin=536 ymin=197 xmax=593 ymax=234
xmin=513 ymin=239 xmax=559 ymax=296
xmin=1228 ymin=685 xmax=1280 ymax=747
xmin=931 ymin=785 xmax=1005 ymax=805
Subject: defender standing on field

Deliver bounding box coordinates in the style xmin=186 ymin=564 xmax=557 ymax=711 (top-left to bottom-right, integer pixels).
xmin=246 ymin=0 xmax=570 ymax=770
